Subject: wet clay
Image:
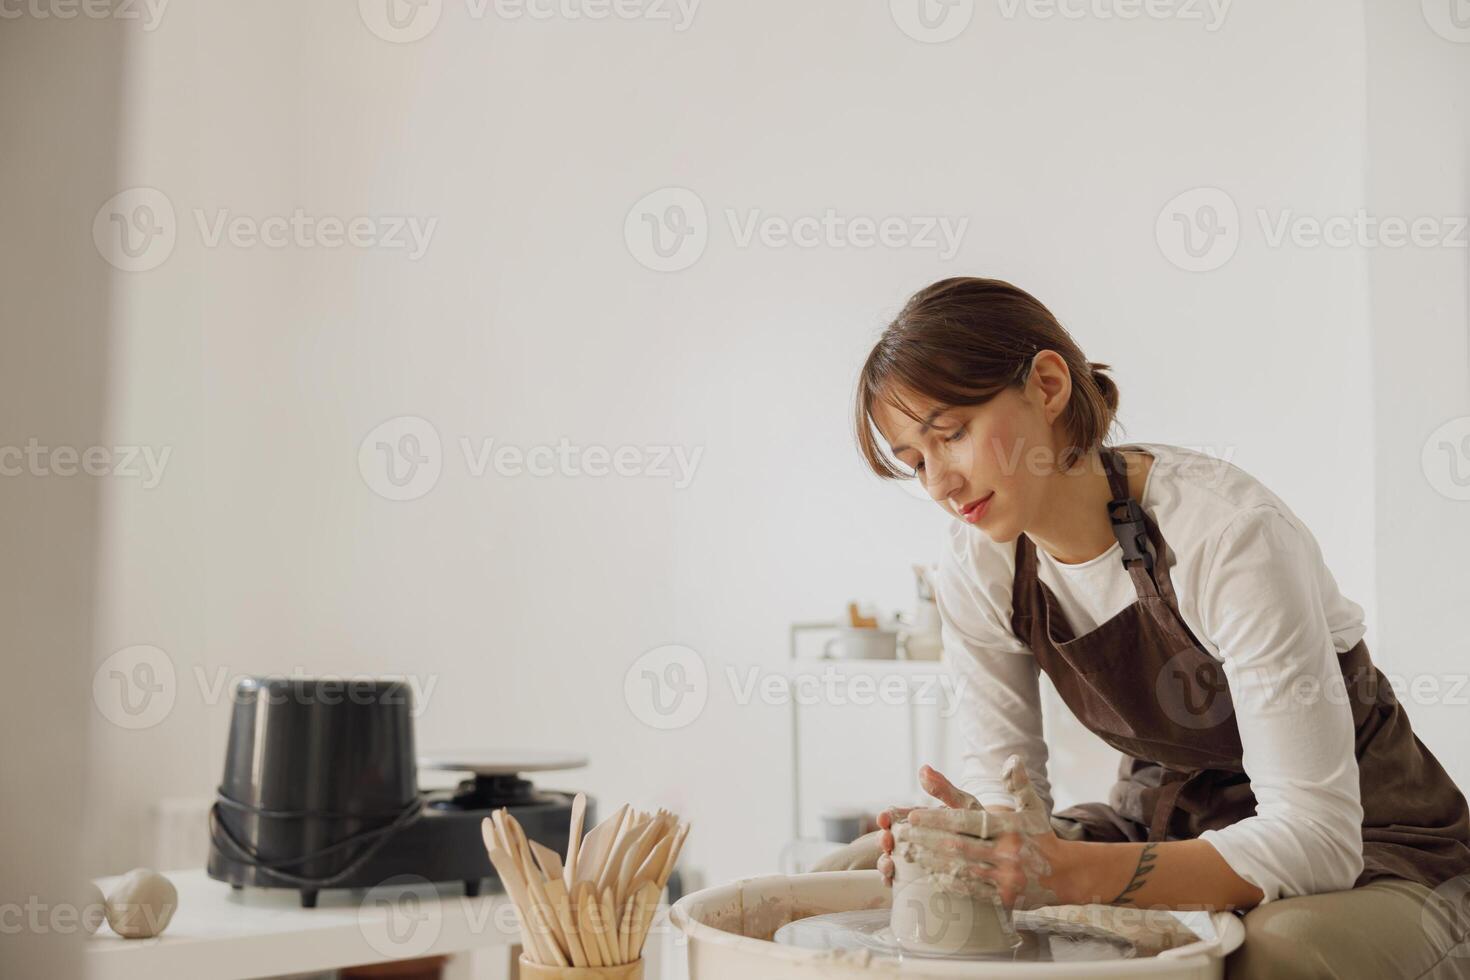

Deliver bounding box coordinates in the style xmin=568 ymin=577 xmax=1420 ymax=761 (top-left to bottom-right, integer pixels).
xmin=104 ymin=868 xmax=177 ymax=939
xmin=888 ymin=844 xmax=1017 ymax=955
xmin=887 ymin=756 xmax=1061 ymax=955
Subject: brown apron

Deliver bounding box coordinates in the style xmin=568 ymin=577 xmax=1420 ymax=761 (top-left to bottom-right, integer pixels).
xmin=1008 ymin=445 xmax=1470 ymax=890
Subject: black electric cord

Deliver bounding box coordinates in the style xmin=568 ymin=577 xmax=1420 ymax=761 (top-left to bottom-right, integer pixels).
xmin=208 ymin=791 xmax=423 ymax=888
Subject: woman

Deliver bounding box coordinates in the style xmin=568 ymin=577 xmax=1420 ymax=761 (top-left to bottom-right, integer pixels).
xmin=819 ymin=277 xmax=1470 ymax=979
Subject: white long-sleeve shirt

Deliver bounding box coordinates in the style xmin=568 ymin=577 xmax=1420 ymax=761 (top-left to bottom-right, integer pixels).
xmin=936 ymin=442 xmax=1366 ymax=903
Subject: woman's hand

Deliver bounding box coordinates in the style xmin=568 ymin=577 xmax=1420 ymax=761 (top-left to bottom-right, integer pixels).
xmin=885 ymin=756 xmax=1066 ymax=910
xmin=876 ymin=763 xmax=988 ymax=886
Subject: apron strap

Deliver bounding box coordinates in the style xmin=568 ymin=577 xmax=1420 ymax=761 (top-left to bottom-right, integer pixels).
xmin=1014 ymin=527 xmax=1038 ymax=587
xmin=1149 ymin=770 xmax=1191 ymax=842
xmin=1101 ymin=447 xmax=1162 ymax=600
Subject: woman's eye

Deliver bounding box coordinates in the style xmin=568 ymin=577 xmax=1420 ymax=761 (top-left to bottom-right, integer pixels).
xmin=945 ymin=426 xmax=967 ymax=443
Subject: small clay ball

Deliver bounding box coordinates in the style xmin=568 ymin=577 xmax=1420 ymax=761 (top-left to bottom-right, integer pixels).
xmin=105 ymin=868 xmax=177 ymax=939
xmin=80 ymin=882 xmax=107 ymax=935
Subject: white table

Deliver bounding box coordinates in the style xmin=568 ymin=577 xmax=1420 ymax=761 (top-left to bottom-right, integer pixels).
xmin=86 ymin=869 xmax=522 ymax=980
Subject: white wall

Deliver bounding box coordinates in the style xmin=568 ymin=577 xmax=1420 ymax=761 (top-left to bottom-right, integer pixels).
xmin=1364 ymin=1 xmax=1470 ymax=791
xmin=2 ymin=14 xmax=124 ymax=979
xmin=89 ymin=0 xmax=1406 ymax=891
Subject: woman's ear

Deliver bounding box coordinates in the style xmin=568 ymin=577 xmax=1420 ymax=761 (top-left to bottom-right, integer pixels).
xmin=1026 ymin=349 xmax=1074 ymax=425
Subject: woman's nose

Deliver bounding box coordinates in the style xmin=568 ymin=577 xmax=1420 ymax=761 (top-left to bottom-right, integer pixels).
xmin=924 ymin=462 xmax=961 ymax=502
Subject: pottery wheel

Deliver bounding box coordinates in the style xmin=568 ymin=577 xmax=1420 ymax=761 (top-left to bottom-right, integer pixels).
xmin=417 ymin=749 xmax=589 ymax=775
xmin=774 ymin=909 xmax=1137 ymax=963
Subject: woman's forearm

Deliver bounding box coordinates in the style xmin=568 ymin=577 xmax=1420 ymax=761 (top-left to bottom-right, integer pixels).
xmin=1048 ymin=837 xmax=1265 ymax=911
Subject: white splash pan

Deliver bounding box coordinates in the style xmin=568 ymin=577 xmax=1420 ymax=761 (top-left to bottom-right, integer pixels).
xmin=669 ymin=871 xmax=1243 ymax=979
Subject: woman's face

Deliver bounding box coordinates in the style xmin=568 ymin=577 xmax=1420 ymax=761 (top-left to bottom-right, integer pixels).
xmin=871 ymin=353 xmax=1073 ymax=543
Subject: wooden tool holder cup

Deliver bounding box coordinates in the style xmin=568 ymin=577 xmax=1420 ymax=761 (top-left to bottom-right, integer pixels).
xmin=481 ymin=794 xmax=688 ymax=979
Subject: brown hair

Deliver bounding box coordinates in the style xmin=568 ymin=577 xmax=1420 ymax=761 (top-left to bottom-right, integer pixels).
xmin=855 ymin=277 xmax=1119 ymax=477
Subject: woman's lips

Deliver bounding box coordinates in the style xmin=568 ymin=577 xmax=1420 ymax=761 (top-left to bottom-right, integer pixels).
xmin=960 ymin=492 xmax=994 ymax=523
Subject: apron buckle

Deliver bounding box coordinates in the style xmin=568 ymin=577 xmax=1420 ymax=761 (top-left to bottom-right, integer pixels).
xmin=1108 ymin=498 xmax=1156 ymax=572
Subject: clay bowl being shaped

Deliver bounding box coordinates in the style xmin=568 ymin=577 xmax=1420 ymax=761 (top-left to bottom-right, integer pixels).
xmin=888 ymin=848 xmax=1019 ymax=956
xmin=670 ymin=870 xmax=1245 ymax=979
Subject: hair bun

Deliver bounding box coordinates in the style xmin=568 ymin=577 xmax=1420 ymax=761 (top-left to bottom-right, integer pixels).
xmin=1088 ymin=361 xmax=1120 ymax=413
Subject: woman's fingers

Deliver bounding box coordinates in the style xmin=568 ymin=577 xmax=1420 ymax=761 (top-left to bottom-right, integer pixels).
xmin=894 ymin=823 xmax=998 ymax=863
xmin=999 ymin=755 xmax=1052 ymax=834
xmin=894 ymin=837 xmax=999 ymax=881
xmin=881 ymin=758 xmax=1055 ymax=908
xmin=918 ymin=765 xmax=980 ymax=810
xmin=877 ymin=853 xmax=894 ymax=885
xmin=878 ymin=805 xmax=916 ymax=830
xmin=908 ymin=805 xmax=1047 ymax=837
xmin=892 ymin=828 xmax=1028 ymax=904
xmin=906 ymin=807 xmax=988 ymax=836
xmin=906 ymin=758 xmax=1043 ymax=820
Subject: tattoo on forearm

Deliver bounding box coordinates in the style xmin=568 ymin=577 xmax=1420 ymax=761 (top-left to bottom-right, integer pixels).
xmin=1110 ymin=842 xmax=1159 ymax=905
